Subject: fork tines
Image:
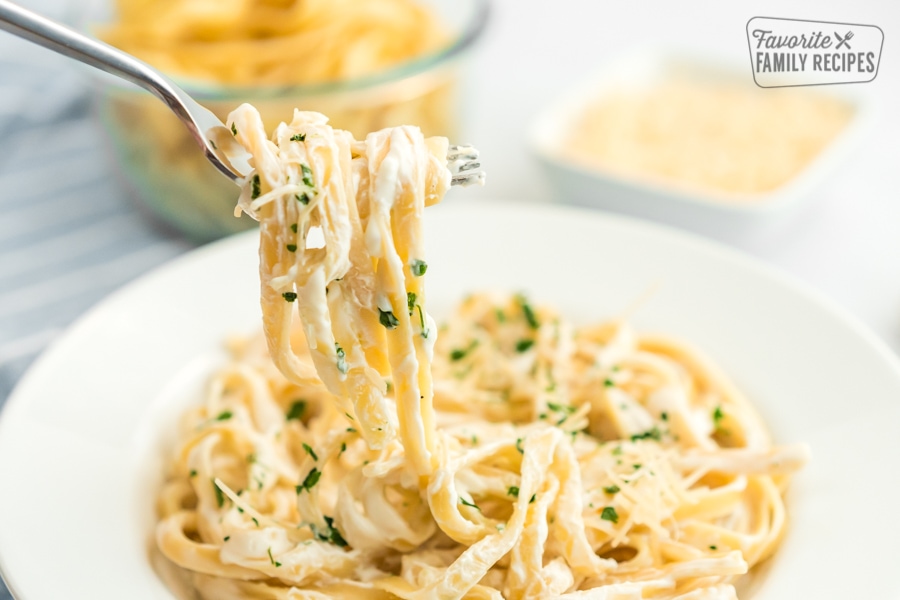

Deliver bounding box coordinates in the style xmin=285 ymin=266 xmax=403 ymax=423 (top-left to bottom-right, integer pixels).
xmin=448 ymin=145 xmax=485 ymax=187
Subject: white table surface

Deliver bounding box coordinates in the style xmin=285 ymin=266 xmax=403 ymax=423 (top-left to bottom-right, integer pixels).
xmin=0 ymin=0 xmax=897 ymax=597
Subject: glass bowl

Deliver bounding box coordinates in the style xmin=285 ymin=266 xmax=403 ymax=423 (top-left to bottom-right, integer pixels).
xmin=76 ymin=0 xmax=490 ymax=242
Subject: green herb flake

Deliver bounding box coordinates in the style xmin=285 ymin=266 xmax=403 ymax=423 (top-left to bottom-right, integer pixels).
xmin=450 ymin=339 xmax=479 ymax=361
xmin=612 ymin=446 xmax=623 ymax=456
xmin=515 ymin=339 xmax=535 ymax=352
xmin=516 ymin=295 xmax=540 ymax=329
xmin=661 ymin=411 xmax=669 ymax=421
xmin=529 ymin=494 xmax=536 ymax=504
xmin=250 ymin=174 xmax=261 ymax=200
xmin=286 ymin=243 xmax=297 ymax=252
xmin=339 ymin=442 xmax=347 ymax=455
xmin=267 ymin=547 xmax=281 ymax=567
xmin=230 ymin=123 xmax=237 ymax=135
xmin=379 ymin=309 xmax=399 ymax=329
xmin=416 ymin=305 xmax=429 ymax=338
xmin=296 ymin=192 xmax=310 ymax=205
xmin=286 ymin=400 xmax=306 ymax=421
xmin=300 ymin=163 xmax=315 ymax=187
xmin=547 ymin=401 xmax=576 ymax=414
xmin=303 ymin=443 xmax=318 ymax=461
xmin=601 ymin=506 xmax=619 ymax=524
xmin=223 ymin=535 xmax=230 ymax=541
xmin=282 ymin=291 xmax=297 ymax=302
xmin=407 ymin=292 xmax=417 ymax=315
xmin=495 ymin=308 xmax=506 ymax=322
xmin=251 ymin=516 xmax=259 ymax=527
xmin=604 ymin=378 xmax=615 ymax=387
xmin=313 ymin=515 xmax=348 ymax=547
xmin=459 ymin=497 xmax=481 ymax=511
xmin=213 ymin=481 xmax=225 ymax=508
xmin=507 ymin=486 xmax=520 ymax=498
xmin=290 ymin=223 xmax=298 ymax=233
xmin=713 ymin=406 xmax=725 ymax=427
xmin=603 ymin=485 xmax=620 ymax=495
xmin=410 ymin=259 xmax=428 ymax=277
xmin=290 ymin=133 xmax=306 ymax=142
xmin=215 ymin=410 xmax=233 ymax=422
xmin=297 ymin=468 xmax=321 ymax=493
xmin=709 ymin=545 xmax=718 ymax=550
xmin=189 ymin=469 xmax=197 ymax=478
xmin=630 ymin=427 xmax=662 ymax=442
xmin=515 ymin=437 xmax=524 ymax=454
xmin=335 ymin=344 xmax=348 ymax=374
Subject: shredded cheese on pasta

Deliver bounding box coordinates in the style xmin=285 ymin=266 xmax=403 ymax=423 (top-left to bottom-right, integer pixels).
xmin=154 ymin=105 xmax=808 ymax=599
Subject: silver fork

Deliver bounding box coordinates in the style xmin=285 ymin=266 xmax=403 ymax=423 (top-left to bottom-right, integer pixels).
xmin=0 ymin=1 xmax=484 ymax=187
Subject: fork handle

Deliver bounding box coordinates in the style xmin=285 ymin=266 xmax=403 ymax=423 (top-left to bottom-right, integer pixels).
xmin=0 ymin=1 xmax=183 ymax=117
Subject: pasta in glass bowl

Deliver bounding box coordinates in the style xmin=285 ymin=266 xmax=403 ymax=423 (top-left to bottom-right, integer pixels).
xmin=75 ymin=0 xmax=489 ymax=241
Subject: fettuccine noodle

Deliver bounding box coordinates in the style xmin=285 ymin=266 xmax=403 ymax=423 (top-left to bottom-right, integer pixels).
xmin=154 ymin=105 xmax=808 ymax=599
xmin=100 ymin=0 xmax=447 ymax=85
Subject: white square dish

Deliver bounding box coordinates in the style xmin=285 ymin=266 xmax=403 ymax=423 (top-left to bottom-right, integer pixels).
xmin=529 ymin=47 xmax=875 ymax=235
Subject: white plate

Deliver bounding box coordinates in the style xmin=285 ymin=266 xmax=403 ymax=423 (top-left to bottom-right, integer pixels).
xmin=1 ymin=202 xmax=899 ymax=599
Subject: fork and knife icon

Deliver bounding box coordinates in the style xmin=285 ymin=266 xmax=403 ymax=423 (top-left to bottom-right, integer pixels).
xmin=834 ymin=30 xmax=854 ymax=49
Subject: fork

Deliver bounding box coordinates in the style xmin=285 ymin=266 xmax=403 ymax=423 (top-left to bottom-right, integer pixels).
xmin=0 ymin=0 xmax=484 ymax=187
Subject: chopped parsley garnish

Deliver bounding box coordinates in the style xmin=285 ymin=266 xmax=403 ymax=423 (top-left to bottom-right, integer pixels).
xmin=547 ymin=402 xmax=575 ymax=414
xmin=604 ymin=378 xmax=615 ymax=387
xmin=213 ymin=481 xmax=225 ymax=508
xmin=223 ymin=535 xmax=230 ymax=541
xmin=286 ymin=244 xmax=297 ymax=252
xmin=529 ymin=494 xmax=536 ymax=504
xmin=459 ymin=497 xmax=481 ymax=511
xmin=410 ymin=259 xmax=428 ymax=277
xmin=290 ymin=223 xmax=298 ymax=233
xmin=346 ymin=427 xmax=357 ymax=433
xmin=250 ymin=174 xmax=261 ymax=199
xmin=290 ymin=133 xmax=306 ymax=142
xmin=267 ymin=547 xmax=281 ymax=567
xmin=302 ymin=443 xmax=318 ymax=461
xmin=300 ymin=163 xmax=315 ymax=187
xmin=312 ymin=516 xmax=348 ymax=547
xmin=515 ymin=339 xmax=535 ymax=352
xmin=189 ymin=469 xmax=197 ymax=478
xmin=230 ymin=123 xmax=237 ymax=135
xmin=709 ymin=545 xmax=718 ymax=550
xmin=600 ymin=506 xmax=619 ymax=523
xmin=209 ymin=139 xmax=217 ymax=150
xmin=515 ymin=437 xmax=524 ymax=454
xmin=286 ymin=400 xmax=306 ymax=421
xmin=282 ymin=291 xmax=297 ymax=302
xmin=335 ymin=344 xmax=348 ymax=374
xmin=612 ymin=446 xmax=623 ymax=456
xmin=516 ymin=295 xmax=540 ymax=329
xmin=603 ymin=485 xmax=620 ymax=495
xmin=407 ymin=292 xmax=417 ymax=315
xmin=630 ymin=427 xmax=662 ymax=442
xmin=296 ymin=192 xmax=310 ymax=205
xmin=416 ymin=305 xmax=429 ymax=338
xmin=495 ymin=308 xmax=506 ymax=322
xmin=450 ymin=340 xmax=479 ymax=361
xmin=633 ymin=463 xmax=642 ymax=470
xmin=713 ymin=406 xmax=725 ymax=427
xmin=507 ymin=486 xmax=520 ymax=497
xmin=339 ymin=442 xmax=347 ymax=455
xmin=660 ymin=411 xmax=669 ymax=421
xmin=216 ymin=410 xmax=233 ymax=421
xmin=297 ymin=468 xmax=321 ymax=493
xmin=379 ymin=309 xmax=399 ymax=329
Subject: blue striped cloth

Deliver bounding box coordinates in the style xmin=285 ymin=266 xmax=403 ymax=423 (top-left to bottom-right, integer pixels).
xmin=0 ymin=6 xmax=195 ymax=597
